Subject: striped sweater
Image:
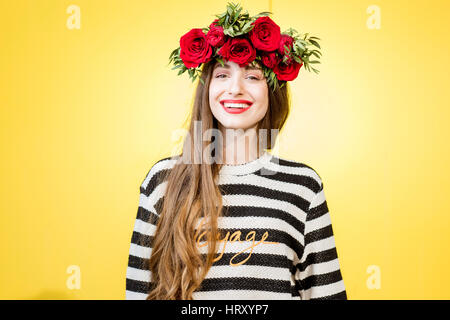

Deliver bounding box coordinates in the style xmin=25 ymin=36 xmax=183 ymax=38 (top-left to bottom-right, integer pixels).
xmin=125 ymin=151 xmax=347 ymax=300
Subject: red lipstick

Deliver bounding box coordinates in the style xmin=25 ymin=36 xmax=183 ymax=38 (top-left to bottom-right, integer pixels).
xmin=220 ymin=100 xmax=253 ymax=114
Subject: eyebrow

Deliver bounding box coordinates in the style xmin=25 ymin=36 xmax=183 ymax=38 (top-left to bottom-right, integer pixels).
xmin=213 ymin=62 xmax=262 ymax=71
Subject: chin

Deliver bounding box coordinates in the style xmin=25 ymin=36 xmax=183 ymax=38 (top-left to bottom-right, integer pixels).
xmin=219 ymin=121 xmax=257 ymax=131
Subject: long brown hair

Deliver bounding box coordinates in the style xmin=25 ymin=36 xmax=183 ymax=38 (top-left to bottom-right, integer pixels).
xmin=144 ymin=59 xmax=291 ymax=299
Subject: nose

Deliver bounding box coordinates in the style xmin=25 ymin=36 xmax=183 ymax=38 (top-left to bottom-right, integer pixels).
xmin=227 ymin=74 xmax=245 ymax=95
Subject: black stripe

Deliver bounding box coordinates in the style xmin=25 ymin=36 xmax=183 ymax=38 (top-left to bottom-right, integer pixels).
xmin=296 ymin=247 xmax=339 ymax=272
xmin=128 ymin=254 xmax=150 ymax=270
xmin=219 ymin=184 xmax=309 ymax=213
xmin=131 ymin=231 xmax=154 ymax=248
xmin=222 ymin=206 xmax=305 ymax=236
xmin=129 ymin=252 xmax=292 ymax=271
xmin=126 ymin=278 xmax=150 ymax=294
xmin=131 ymin=253 xmax=299 ymax=272
xmin=307 ymin=200 xmax=329 ymax=221
xmin=305 ymin=224 xmax=334 ymax=244
xmin=300 ymin=269 xmax=344 ymax=290
xmin=128 ymin=253 xmax=292 ymax=276
xmin=252 ymin=170 xmax=321 ymax=193
xmin=291 ymin=281 xmax=302 ymax=297
xmin=136 ymin=206 xmax=159 ymax=225
xmin=141 ymin=168 xmax=171 ymax=197
xmin=310 ymin=290 xmax=347 ymax=300
xmin=154 ymin=196 xmax=165 ymax=215
xmin=197 ymin=277 xmax=292 ymax=293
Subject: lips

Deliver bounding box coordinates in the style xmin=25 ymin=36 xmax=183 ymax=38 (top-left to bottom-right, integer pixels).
xmin=220 ymin=99 xmax=253 ymax=106
xmin=220 ymin=100 xmax=253 ymax=114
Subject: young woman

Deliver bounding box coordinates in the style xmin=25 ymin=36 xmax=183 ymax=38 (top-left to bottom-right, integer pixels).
xmin=126 ymin=4 xmax=347 ymax=300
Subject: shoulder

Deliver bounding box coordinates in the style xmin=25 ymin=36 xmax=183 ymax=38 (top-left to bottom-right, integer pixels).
xmin=139 ymin=154 xmax=180 ymax=195
xmin=269 ymin=153 xmax=324 ymax=193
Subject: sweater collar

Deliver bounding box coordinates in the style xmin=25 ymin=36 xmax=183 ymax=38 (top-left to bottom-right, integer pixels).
xmin=218 ymin=151 xmax=273 ymax=176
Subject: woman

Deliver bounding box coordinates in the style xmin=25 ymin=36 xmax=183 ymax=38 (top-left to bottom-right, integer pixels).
xmin=126 ymin=4 xmax=347 ymax=300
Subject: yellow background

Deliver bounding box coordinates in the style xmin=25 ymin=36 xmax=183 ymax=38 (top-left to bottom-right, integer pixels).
xmin=1 ymin=0 xmax=449 ymax=299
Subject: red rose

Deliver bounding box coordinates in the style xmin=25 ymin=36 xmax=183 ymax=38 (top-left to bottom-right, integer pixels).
xmin=260 ymin=51 xmax=279 ymax=69
xmin=273 ymin=59 xmax=303 ymax=81
xmin=218 ymin=37 xmax=256 ymax=67
xmin=179 ymin=28 xmax=213 ymax=68
xmin=249 ymin=16 xmax=281 ymax=52
xmin=206 ymin=20 xmax=227 ymax=47
xmin=278 ymin=34 xmax=294 ymax=55
xmin=209 ymin=19 xmax=219 ymax=27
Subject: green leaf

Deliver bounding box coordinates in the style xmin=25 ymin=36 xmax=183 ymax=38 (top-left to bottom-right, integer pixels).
xmin=309 ymin=60 xmax=320 ymax=64
xmin=295 ymin=42 xmax=305 ymax=51
xmin=242 ymin=20 xmax=253 ymax=31
xmin=227 ymin=6 xmax=233 ymax=16
xmin=309 ymin=39 xmax=321 ymax=49
xmin=293 ymin=56 xmax=302 ymax=64
xmin=310 ymin=51 xmax=321 ymax=59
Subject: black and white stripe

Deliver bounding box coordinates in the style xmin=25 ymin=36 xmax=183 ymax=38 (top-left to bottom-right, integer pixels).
xmin=126 ymin=151 xmax=347 ymax=300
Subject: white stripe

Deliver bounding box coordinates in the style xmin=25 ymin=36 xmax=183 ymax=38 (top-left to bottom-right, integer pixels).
xmin=301 ymin=236 xmax=336 ymax=263
xmin=129 ymin=243 xmax=152 ymax=259
xmin=133 ymin=218 xmax=157 ymax=237
xmin=126 ymin=266 xmax=151 ymax=282
xmin=139 ymin=180 xmax=168 ymax=214
xmin=306 ymin=211 xmax=331 ymax=234
xmin=295 ymin=258 xmax=342 ymax=281
xmin=204 ymin=264 xmax=291 ymax=280
xmin=125 ymin=290 xmax=148 ymax=300
xmin=138 ymin=192 xmax=158 ymax=215
xmin=309 ymin=188 xmax=326 ymax=209
xmin=192 ymin=289 xmax=293 ymax=300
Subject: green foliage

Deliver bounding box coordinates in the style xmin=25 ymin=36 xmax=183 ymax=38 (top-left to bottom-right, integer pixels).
xmin=213 ymin=2 xmax=270 ymax=37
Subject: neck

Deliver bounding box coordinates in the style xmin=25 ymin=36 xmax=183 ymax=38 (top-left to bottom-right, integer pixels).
xmin=219 ymin=124 xmax=263 ymax=165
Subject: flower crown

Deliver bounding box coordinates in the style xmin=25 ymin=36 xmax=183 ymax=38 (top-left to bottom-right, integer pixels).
xmin=168 ymin=2 xmax=322 ymax=92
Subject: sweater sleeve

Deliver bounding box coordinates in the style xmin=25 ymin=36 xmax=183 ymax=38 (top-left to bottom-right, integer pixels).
xmin=295 ymin=182 xmax=347 ymax=300
xmin=125 ymin=164 xmax=165 ymax=300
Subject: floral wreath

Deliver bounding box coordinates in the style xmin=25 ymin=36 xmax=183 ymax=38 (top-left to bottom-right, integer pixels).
xmin=168 ymin=2 xmax=322 ymax=92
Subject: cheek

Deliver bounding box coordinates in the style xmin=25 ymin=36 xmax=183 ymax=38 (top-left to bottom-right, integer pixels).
xmin=253 ymin=86 xmax=269 ymax=108
xmin=209 ymin=83 xmax=219 ymax=101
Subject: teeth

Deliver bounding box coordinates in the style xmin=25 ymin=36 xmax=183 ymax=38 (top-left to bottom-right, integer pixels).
xmin=223 ymin=103 xmax=250 ymax=108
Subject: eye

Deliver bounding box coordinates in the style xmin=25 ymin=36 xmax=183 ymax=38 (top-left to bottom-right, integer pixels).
xmin=248 ymin=75 xmax=260 ymax=80
xmin=215 ymin=74 xmax=227 ymax=78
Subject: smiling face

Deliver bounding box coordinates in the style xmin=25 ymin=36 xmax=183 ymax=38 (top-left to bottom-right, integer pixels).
xmin=209 ymin=60 xmax=269 ymax=131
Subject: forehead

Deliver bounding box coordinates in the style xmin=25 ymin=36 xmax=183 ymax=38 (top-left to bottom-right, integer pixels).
xmin=213 ymin=61 xmax=262 ymax=71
